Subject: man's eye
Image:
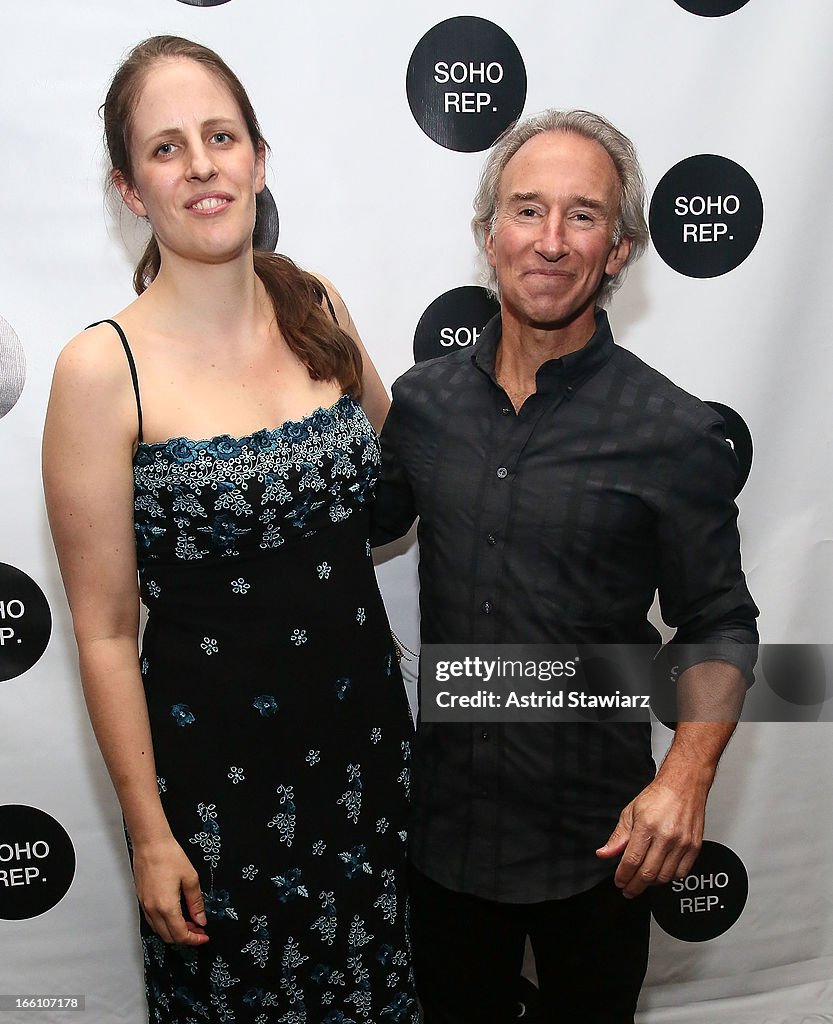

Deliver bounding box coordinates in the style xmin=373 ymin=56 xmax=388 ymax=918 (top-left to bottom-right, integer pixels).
xmin=154 ymin=142 xmax=175 ymax=157
xmin=211 ymin=132 xmax=232 ymax=144
xmin=519 ymin=208 xmax=538 ymax=217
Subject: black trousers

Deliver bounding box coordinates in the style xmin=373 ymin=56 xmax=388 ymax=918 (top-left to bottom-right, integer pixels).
xmin=409 ymin=865 xmax=651 ymax=1024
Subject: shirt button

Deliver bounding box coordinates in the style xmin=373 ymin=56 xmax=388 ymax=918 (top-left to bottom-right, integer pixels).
xmin=566 ymin=384 xmax=574 ymax=395
xmin=481 ymin=729 xmax=490 ymax=741
xmin=487 ymin=533 xmax=497 ymax=546
xmin=481 ymin=600 xmax=493 ymax=615
xmin=501 ymin=406 xmax=512 ymax=416
xmin=496 ymin=467 xmax=508 ymax=479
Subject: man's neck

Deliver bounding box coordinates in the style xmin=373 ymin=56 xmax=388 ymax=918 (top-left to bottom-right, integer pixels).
xmin=495 ymin=305 xmax=598 ymax=412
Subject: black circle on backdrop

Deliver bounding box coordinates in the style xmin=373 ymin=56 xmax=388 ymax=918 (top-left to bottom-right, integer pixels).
xmin=175 ymin=0 xmax=232 ymax=6
xmin=0 ymin=313 xmax=26 ymax=419
xmin=672 ymin=0 xmax=752 ymax=15
xmin=414 ymin=286 xmax=500 ymax=363
xmin=0 ymin=564 xmax=52 ymax=682
xmin=253 ymin=186 xmax=280 ymax=252
xmin=0 ymin=805 xmax=76 ymax=920
xmin=406 ymin=17 xmax=527 ymax=153
xmin=761 ymin=644 xmax=829 ymax=709
xmin=705 ymin=401 xmax=753 ymax=496
xmin=649 ymin=155 xmax=763 ymax=278
xmin=651 ymin=840 xmax=748 ymax=941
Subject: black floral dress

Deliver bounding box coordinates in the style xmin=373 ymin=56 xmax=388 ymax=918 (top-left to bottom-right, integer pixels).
xmin=132 ymin=394 xmax=417 ymax=1024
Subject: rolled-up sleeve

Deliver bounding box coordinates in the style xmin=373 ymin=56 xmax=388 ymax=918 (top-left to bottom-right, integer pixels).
xmin=656 ymin=414 xmax=759 ymax=683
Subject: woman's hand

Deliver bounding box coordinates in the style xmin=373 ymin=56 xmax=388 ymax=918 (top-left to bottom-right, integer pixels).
xmin=132 ymin=836 xmax=208 ymax=945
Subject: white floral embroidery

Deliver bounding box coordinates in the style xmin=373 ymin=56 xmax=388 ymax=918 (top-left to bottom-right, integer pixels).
xmin=266 ymin=784 xmax=296 ymax=846
xmin=241 ymin=914 xmax=270 ymax=970
xmin=227 ymin=766 xmax=245 ymax=784
xmin=201 ymin=636 xmax=219 ymax=656
xmin=370 ymin=727 xmax=382 ymax=744
xmin=242 ymin=864 xmax=258 ymax=880
xmin=189 ymin=803 xmax=221 ymax=868
xmin=356 ymin=607 xmax=366 ymax=625
xmin=337 ymin=764 xmax=362 ymax=824
xmin=230 ymin=577 xmax=250 ymax=595
xmin=147 ymin=580 xmax=161 ymax=599
xmin=317 ymin=561 xmax=332 ymax=580
xmin=306 ymin=749 xmax=321 ymax=766
xmin=290 ymin=628 xmax=308 ymax=646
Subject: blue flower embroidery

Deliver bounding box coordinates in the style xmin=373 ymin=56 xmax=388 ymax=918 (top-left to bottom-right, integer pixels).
xmin=334 ymin=677 xmax=351 ymax=701
xmin=198 ymin=513 xmax=250 ymax=550
xmin=248 ymin=429 xmax=275 ymax=453
xmin=208 ymin=436 xmax=244 ymax=460
xmin=134 ymin=520 xmax=166 ymax=550
xmin=381 ymin=991 xmax=417 ymax=1021
xmin=338 ymin=844 xmax=369 ymax=879
xmin=312 ymin=407 xmax=336 ymax=431
xmin=164 ymin=438 xmax=197 ymax=463
xmin=253 ymin=694 xmax=279 ymax=717
xmin=171 ymin=704 xmax=195 ymax=727
xmin=204 ymin=888 xmax=238 ymax=921
xmin=271 ymin=867 xmax=309 ymax=903
xmin=285 ymin=421 xmax=310 ymax=443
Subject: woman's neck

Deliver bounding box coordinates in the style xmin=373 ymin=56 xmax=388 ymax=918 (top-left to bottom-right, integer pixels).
xmin=135 ymin=247 xmax=272 ymax=347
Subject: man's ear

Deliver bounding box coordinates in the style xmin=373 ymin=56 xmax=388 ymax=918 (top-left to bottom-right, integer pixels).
xmin=484 ymin=226 xmax=497 ymax=268
xmin=113 ymin=169 xmax=147 ymax=219
xmin=605 ymin=234 xmax=632 ymax=278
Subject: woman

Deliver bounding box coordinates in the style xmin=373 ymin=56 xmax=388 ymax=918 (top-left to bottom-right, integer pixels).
xmin=43 ymin=35 xmax=417 ymax=1023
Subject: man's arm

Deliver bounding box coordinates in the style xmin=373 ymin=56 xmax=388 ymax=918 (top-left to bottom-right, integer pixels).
xmin=370 ymin=376 xmax=419 ymax=547
xmin=597 ymin=661 xmax=744 ymax=896
xmin=597 ymin=414 xmax=758 ymax=896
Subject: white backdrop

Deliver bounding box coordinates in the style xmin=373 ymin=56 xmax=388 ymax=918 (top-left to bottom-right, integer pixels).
xmin=1 ymin=1 xmax=832 ymax=1021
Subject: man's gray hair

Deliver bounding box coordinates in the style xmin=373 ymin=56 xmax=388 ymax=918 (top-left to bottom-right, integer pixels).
xmin=472 ymin=109 xmax=649 ymax=307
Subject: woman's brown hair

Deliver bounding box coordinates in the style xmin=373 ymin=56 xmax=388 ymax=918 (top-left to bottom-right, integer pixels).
xmin=102 ymin=35 xmax=362 ymax=396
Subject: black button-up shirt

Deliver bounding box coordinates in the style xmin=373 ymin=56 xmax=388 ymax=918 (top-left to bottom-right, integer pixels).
xmin=372 ymin=310 xmax=758 ymax=902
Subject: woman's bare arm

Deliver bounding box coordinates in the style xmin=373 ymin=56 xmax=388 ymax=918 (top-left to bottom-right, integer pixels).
xmin=42 ymin=324 xmax=207 ymax=945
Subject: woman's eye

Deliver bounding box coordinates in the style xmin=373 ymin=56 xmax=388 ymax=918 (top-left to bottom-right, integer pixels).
xmin=154 ymin=142 xmax=175 ymax=157
xmin=211 ymin=132 xmax=232 ymax=144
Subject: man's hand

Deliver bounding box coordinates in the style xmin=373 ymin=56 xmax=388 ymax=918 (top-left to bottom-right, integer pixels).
xmin=595 ymin=771 xmax=710 ymax=898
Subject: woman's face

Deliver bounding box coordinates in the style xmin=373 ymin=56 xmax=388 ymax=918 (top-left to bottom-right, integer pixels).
xmin=117 ymin=58 xmax=265 ymax=268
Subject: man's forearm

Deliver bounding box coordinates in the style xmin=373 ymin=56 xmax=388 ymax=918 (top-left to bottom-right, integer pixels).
xmin=659 ymin=660 xmax=746 ymax=782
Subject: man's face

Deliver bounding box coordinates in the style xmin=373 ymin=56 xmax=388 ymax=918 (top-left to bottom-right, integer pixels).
xmin=486 ymin=130 xmax=631 ymax=333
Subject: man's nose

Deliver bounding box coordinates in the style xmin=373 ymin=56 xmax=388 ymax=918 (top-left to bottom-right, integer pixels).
xmin=535 ymin=214 xmax=569 ymax=260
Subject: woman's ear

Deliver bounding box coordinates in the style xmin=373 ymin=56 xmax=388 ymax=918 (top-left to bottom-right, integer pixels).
xmin=254 ymin=140 xmax=267 ymax=194
xmin=113 ymin=169 xmax=147 ymax=218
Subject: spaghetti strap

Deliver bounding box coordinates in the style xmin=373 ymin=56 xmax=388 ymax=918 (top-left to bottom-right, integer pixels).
xmin=86 ymin=319 xmax=144 ymax=444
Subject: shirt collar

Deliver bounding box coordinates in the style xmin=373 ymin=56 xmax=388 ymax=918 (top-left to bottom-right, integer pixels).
xmin=472 ymin=307 xmax=615 ymax=391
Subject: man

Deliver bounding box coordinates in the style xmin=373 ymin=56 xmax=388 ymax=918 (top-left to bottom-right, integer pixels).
xmin=372 ymin=110 xmax=758 ymax=1023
